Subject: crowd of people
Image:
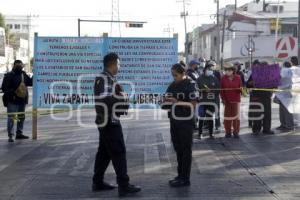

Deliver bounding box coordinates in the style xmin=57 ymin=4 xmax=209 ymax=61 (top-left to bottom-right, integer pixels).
xmin=161 ymin=56 xmax=300 ymax=188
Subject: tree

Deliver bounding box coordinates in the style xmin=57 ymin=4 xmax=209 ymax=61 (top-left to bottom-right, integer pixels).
xmin=0 ymin=13 xmax=5 ymax=28
xmin=0 ymin=13 xmax=16 ymax=46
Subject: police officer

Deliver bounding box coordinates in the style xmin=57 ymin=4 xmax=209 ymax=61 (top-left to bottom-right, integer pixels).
xmin=186 ymin=60 xmax=200 ymax=81
xmin=197 ymin=64 xmax=220 ymax=139
xmin=161 ymin=63 xmax=199 ymax=187
xmin=207 ymin=60 xmax=222 ymax=130
xmin=93 ymin=53 xmax=141 ymax=197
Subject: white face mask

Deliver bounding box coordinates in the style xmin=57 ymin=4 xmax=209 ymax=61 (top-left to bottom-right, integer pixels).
xmin=199 ymin=62 xmax=205 ymax=68
xmin=206 ymin=70 xmax=214 ymax=76
xmin=225 ymin=70 xmax=233 ymax=76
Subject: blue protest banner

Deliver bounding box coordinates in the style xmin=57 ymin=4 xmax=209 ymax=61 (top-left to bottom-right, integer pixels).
xmin=33 ymin=36 xmax=178 ymax=109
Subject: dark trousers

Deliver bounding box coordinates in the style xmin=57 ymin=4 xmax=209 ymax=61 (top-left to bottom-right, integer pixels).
xmin=279 ymin=102 xmax=294 ymax=129
xmin=248 ymin=95 xmax=254 ymax=127
xmin=251 ymin=97 xmax=272 ymax=133
xmin=215 ymin=98 xmax=221 ymax=128
xmin=7 ymin=103 xmax=26 ymax=137
xmin=93 ymin=124 xmax=129 ymax=187
xmin=199 ymin=105 xmax=215 ymax=135
xmin=170 ymin=121 xmax=193 ymax=180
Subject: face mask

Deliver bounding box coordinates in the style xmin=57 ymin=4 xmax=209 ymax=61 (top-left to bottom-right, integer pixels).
xmin=225 ymin=70 xmax=233 ymax=76
xmin=206 ymin=70 xmax=214 ymax=76
xmin=199 ymin=62 xmax=205 ymax=68
xmin=198 ymin=67 xmax=204 ymax=75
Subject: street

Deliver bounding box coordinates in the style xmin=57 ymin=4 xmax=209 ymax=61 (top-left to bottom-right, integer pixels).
xmin=0 ymin=99 xmax=300 ymax=200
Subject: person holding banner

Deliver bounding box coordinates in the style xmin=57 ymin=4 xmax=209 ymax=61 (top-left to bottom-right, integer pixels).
xmin=1 ymin=60 xmax=32 ymax=143
xmin=246 ymin=62 xmax=277 ymax=135
xmin=161 ymin=63 xmax=198 ymax=187
xmin=220 ymin=65 xmax=242 ymax=138
xmin=93 ymin=53 xmax=141 ymax=197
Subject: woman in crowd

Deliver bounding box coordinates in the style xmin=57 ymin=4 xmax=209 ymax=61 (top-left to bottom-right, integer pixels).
xmin=221 ymin=65 xmax=242 ymax=138
xmin=161 ymin=63 xmax=198 ymax=187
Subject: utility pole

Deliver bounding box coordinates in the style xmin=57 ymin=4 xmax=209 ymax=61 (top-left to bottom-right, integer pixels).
xmin=27 ymin=15 xmax=31 ymax=72
xmin=216 ymin=0 xmax=220 ymax=63
xmin=220 ymin=10 xmax=227 ymax=70
xmin=274 ymin=0 xmax=280 ymax=62
xmin=235 ymin=0 xmax=237 ymax=10
xmin=179 ymin=0 xmax=189 ymax=63
xmin=298 ymin=0 xmax=300 ymax=59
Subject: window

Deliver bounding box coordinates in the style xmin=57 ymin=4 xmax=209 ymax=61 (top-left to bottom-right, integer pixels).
xmin=271 ymin=24 xmax=298 ymax=37
xmin=14 ymin=24 xmax=21 ymax=29
xmin=272 ymin=6 xmax=284 ymax=13
xmin=22 ymin=24 xmax=29 ymax=30
xmin=6 ymin=24 xmax=13 ymax=29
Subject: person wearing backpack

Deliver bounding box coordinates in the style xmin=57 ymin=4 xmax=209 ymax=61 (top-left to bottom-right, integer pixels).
xmin=1 ymin=60 xmax=32 ymax=142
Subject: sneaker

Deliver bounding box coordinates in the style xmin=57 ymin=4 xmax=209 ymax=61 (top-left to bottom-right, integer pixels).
xmin=225 ymin=134 xmax=232 ymax=138
xmin=209 ymin=134 xmax=215 ymax=139
xmin=92 ymin=182 xmax=116 ymax=192
xmin=8 ymin=138 xmax=14 ymax=143
xmin=233 ymin=134 xmax=240 ymax=139
xmin=118 ymin=184 xmax=141 ymax=197
xmin=16 ymin=134 xmax=29 ymax=140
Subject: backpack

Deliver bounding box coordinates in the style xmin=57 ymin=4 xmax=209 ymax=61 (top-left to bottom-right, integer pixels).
xmin=14 ymin=74 xmax=28 ymax=99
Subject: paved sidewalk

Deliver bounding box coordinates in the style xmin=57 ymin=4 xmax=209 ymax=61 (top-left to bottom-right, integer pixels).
xmin=0 ymin=105 xmax=300 ymax=200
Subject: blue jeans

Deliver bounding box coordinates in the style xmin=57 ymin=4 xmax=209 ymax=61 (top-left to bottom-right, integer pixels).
xmin=7 ymin=103 xmax=26 ymax=137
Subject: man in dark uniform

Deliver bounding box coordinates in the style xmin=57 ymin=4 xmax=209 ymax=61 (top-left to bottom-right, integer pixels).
xmin=207 ymin=60 xmax=221 ymax=130
xmin=93 ymin=53 xmax=141 ymax=197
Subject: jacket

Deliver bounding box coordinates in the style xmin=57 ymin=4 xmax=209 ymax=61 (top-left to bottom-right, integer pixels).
xmin=1 ymin=70 xmax=32 ymax=105
xmin=94 ymin=71 xmax=129 ymax=128
xmin=197 ymin=74 xmax=220 ymax=103
xmin=220 ymin=74 xmax=242 ymax=103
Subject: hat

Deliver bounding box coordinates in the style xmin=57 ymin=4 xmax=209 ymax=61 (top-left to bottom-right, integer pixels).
xmin=199 ymin=57 xmax=206 ymax=63
xmin=233 ymin=61 xmax=243 ymax=66
xmin=207 ymin=60 xmax=216 ymax=67
xmin=189 ymin=60 xmax=200 ymax=66
xmin=224 ymin=64 xmax=234 ymax=70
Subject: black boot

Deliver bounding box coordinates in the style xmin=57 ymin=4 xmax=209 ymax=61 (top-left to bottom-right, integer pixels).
xmin=118 ymin=184 xmax=141 ymax=197
xmin=169 ymin=176 xmax=180 ymax=185
xmin=169 ymin=179 xmax=190 ymax=187
xmin=16 ymin=134 xmax=29 ymax=140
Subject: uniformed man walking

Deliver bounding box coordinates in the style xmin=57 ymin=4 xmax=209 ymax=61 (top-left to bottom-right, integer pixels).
xmin=93 ymin=53 xmax=141 ymax=197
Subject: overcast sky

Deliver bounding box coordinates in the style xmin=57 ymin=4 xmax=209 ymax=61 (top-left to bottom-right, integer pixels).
xmin=0 ymin=0 xmax=298 ymax=51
